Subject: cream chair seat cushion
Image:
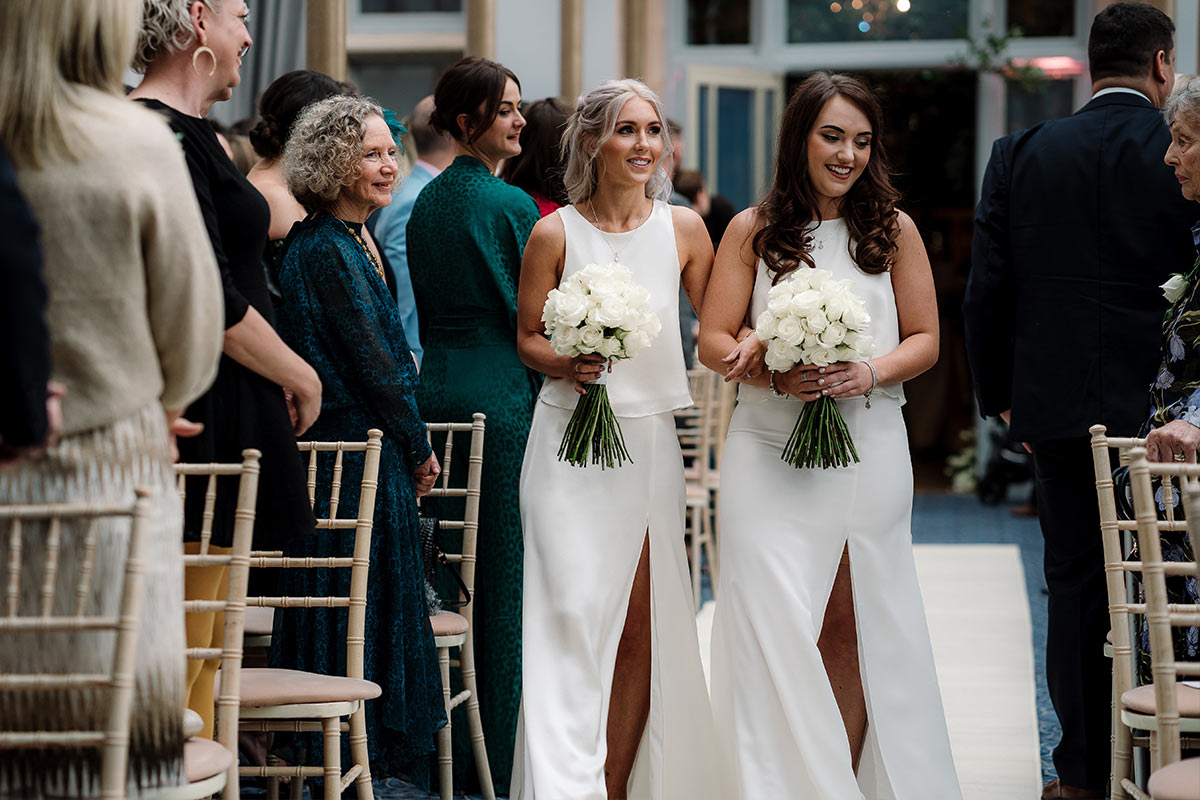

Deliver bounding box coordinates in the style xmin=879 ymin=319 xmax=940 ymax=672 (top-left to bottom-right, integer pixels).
xmin=1120 ymin=682 xmax=1200 ymax=717
xmin=234 ymin=667 xmax=381 ymax=707
xmin=184 ymin=737 xmax=233 ymax=783
xmin=1147 ymin=756 xmax=1200 ymax=800
xmin=430 ymin=610 xmax=469 ymax=638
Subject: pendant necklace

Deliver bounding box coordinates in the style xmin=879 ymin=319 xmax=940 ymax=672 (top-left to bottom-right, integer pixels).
xmin=334 ymin=216 xmax=387 ymax=284
xmin=587 ymin=198 xmax=652 ymax=263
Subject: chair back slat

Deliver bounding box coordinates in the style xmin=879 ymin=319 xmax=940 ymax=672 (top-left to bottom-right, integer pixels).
xmin=39 ymin=517 xmax=62 ymax=617
xmin=6 ymin=519 xmax=21 ymax=616
xmin=306 ymin=447 xmax=319 ymax=506
xmin=1185 ymin=480 xmax=1200 ymax=582
xmin=75 ymin=519 xmax=100 ymax=617
xmin=329 ymin=445 xmax=345 ymax=520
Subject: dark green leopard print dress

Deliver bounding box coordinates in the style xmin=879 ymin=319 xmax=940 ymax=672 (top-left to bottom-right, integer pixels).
xmin=407 ymin=155 xmax=541 ymax=793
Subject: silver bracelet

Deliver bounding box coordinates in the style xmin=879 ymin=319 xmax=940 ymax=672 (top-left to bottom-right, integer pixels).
xmin=863 ymin=361 xmax=878 ymax=409
xmin=769 ymin=371 xmax=787 ymax=398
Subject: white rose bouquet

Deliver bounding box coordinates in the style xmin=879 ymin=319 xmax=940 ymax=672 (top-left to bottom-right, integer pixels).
xmin=755 ymin=268 xmax=875 ymax=469
xmin=542 ymin=262 xmax=662 ymax=468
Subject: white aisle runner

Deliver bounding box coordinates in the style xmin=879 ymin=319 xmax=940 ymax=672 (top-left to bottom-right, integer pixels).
xmin=698 ymin=543 xmax=1041 ymax=799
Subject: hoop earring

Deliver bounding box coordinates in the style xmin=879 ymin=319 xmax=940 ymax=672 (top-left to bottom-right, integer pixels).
xmin=191 ymin=45 xmax=216 ymax=78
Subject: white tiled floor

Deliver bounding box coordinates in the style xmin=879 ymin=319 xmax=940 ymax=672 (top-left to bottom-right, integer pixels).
xmin=697 ymin=543 xmax=1041 ymax=799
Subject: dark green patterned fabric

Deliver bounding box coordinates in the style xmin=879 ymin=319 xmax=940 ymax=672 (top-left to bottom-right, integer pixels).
xmin=407 ymin=155 xmax=541 ymax=793
xmin=269 ymin=212 xmax=445 ymax=783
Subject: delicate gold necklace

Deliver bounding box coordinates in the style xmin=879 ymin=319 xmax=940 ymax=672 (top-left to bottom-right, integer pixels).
xmin=334 ymin=216 xmax=387 ymax=284
xmin=586 ymin=198 xmax=652 ymax=263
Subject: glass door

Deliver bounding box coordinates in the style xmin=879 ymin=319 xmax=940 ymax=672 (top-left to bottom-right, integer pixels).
xmin=685 ymin=65 xmax=784 ymax=212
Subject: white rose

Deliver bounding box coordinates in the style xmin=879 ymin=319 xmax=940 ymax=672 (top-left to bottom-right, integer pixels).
xmin=598 ymin=337 xmax=622 ymax=359
xmin=1163 ymin=274 xmax=1189 ymax=304
xmin=819 ymin=321 xmax=847 ymax=348
xmin=626 ymin=284 xmax=651 ymax=309
xmin=624 ymin=330 xmax=652 ymax=357
xmin=589 ymin=276 xmax=618 ymax=297
xmin=824 ymin=290 xmax=849 ymax=322
xmin=836 ymin=345 xmax=861 ymax=363
xmin=755 ymin=311 xmax=778 ymax=341
xmin=789 ymin=289 xmax=824 ymax=316
xmin=641 ymin=311 xmax=662 ymax=338
xmin=553 ymin=324 xmax=582 ymax=350
xmin=841 ymin=331 xmax=874 ymax=357
xmin=785 ymin=271 xmax=811 ymax=292
xmin=776 ymin=316 xmax=806 ymax=346
xmin=808 ymin=346 xmax=840 ymax=367
xmin=807 ymin=269 xmax=832 ymax=290
xmin=579 ymin=325 xmax=604 ymax=351
xmin=804 ymin=310 xmax=828 ymax=333
xmin=552 ymin=290 xmax=588 ymax=327
xmin=841 ymin=300 xmax=871 ymax=329
xmin=594 ymin=295 xmax=629 ymax=328
xmin=767 ymin=291 xmax=792 ymax=317
xmin=765 ymin=338 xmax=799 ymax=371
xmin=802 ymin=332 xmax=822 ymax=352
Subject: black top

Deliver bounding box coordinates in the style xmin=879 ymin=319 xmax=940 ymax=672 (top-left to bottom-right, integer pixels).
xmin=0 ymin=141 xmax=49 ymax=450
xmin=965 ymin=92 xmax=1200 ymax=441
xmin=139 ymin=99 xmax=315 ymax=550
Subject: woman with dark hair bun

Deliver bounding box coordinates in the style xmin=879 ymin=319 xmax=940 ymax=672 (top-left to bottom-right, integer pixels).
xmin=406 ymin=56 xmax=541 ymax=795
xmin=247 ymin=69 xmax=355 ymax=242
xmin=499 ymin=96 xmax=569 ymax=216
xmin=700 ymin=72 xmax=960 ymax=798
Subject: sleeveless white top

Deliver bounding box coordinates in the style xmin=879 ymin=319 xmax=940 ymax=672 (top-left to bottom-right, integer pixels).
xmin=538 ymin=200 xmax=693 ymax=417
xmin=747 ymin=218 xmax=905 ymax=404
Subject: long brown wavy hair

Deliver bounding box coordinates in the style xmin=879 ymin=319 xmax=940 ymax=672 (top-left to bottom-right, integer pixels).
xmin=753 ymin=72 xmax=900 ymax=282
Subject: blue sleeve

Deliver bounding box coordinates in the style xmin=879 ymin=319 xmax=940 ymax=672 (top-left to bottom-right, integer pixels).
xmin=377 ymin=197 xmax=423 ymax=366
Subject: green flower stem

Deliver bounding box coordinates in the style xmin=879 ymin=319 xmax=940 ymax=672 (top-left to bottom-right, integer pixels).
xmin=557 ymin=384 xmax=632 ymax=469
xmin=781 ymin=395 xmax=860 ymax=469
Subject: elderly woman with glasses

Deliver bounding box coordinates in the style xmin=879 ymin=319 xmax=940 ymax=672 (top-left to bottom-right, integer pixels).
xmin=1113 ymin=76 xmax=1200 ymax=685
xmin=270 ymin=93 xmax=446 ymax=784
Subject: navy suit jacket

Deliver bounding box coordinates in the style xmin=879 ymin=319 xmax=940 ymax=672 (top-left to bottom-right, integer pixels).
xmin=965 ymin=92 xmax=1198 ymax=441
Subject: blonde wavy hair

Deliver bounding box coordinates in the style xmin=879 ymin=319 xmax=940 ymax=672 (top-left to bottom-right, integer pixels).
xmin=561 ymin=79 xmax=674 ymax=205
xmin=0 ymin=0 xmax=141 ymax=166
xmin=284 ymin=94 xmax=385 ymax=213
xmin=132 ymin=0 xmax=220 ymax=73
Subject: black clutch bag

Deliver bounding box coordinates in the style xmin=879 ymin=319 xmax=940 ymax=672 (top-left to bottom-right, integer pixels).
xmin=418 ymin=510 xmax=470 ymax=616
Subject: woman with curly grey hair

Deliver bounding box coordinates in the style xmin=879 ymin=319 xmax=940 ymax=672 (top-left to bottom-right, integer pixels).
xmin=129 ymin=0 xmax=322 ymax=740
xmin=270 ymin=93 xmax=446 ymax=786
xmin=511 ymin=78 xmax=732 ymax=800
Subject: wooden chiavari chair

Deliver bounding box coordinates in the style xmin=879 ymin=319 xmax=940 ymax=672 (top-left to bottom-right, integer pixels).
xmin=237 ymin=430 xmax=384 ymax=800
xmin=422 ymin=414 xmax=494 ymax=800
xmin=1124 ymin=449 xmax=1200 ymax=800
xmin=147 ymin=450 xmax=260 ymax=800
xmin=0 ymin=490 xmax=154 ymax=800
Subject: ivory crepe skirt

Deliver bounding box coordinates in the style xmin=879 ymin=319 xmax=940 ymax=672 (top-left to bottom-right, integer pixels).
xmin=511 ymin=401 xmax=733 ymax=800
xmin=710 ymin=387 xmax=960 ymax=799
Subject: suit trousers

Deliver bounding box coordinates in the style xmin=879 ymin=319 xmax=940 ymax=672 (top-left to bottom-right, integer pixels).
xmin=1032 ymin=438 xmax=1111 ymax=789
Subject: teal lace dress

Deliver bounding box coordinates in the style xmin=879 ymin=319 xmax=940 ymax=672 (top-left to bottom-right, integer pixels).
xmin=407 ymin=155 xmax=541 ymax=792
xmin=270 ymin=211 xmax=445 ymax=781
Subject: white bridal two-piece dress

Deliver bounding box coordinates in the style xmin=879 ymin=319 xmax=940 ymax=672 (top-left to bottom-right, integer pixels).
xmin=709 ymin=218 xmax=962 ymax=799
xmin=511 ymin=200 xmax=733 ymax=800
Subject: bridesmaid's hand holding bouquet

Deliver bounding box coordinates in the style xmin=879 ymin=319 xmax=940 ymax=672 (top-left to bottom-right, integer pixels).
xmin=755 ymin=268 xmax=875 ymax=469
xmin=542 ymin=262 xmax=662 ymax=468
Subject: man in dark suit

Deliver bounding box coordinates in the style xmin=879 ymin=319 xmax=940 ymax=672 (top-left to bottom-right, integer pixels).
xmin=964 ymin=4 xmax=1197 ymax=798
